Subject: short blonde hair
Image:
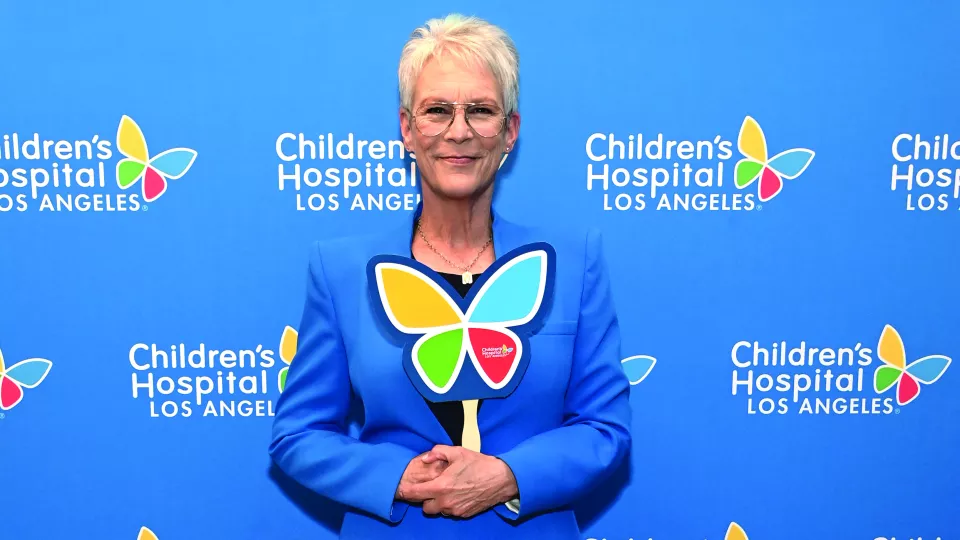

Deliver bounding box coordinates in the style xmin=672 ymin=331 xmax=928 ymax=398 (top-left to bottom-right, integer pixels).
xmin=399 ymin=14 xmax=519 ymax=115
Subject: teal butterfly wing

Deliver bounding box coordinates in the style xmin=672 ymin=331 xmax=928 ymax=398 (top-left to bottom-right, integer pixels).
xmin=767 ymin=148 xmax=815 ymax=179
xmin=465 ymin=247 xmax=550 ymax=391
xmin=149 ymin=148 xmax=198 ymax=179
xmin=905 ymin=355 xmax=951 ymax=384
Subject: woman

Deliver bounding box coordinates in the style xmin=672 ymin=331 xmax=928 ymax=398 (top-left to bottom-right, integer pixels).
xmin=269 ymin=14 xmax=631 ymax=539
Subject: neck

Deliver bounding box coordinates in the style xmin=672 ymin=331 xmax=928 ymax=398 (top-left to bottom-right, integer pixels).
xmin=417 ymin=186 xmax=493 ymax=249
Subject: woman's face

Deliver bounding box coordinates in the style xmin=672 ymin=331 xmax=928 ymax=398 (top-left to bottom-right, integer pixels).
xmin=400 ymin=56 xmax=519 ymax=200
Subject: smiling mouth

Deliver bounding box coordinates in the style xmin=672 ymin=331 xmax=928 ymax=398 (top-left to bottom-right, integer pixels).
xmin=439 ymin=156 xmax=478 ymax=165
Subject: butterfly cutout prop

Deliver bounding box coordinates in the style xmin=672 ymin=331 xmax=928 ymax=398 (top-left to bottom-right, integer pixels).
xmin=874 ymin=324 xmax=951 ymax=406
xmin=0 ymin=347 xmax=52 ymax=411
xmin=116 ymin=115 xmax=198 ymax=203
xmin=735 ymin=116 xmax=814 ymax=202
xmin=368 ymin=242 xmax=556 ymax=452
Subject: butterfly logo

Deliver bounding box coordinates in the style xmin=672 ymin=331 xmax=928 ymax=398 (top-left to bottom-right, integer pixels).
xmin=725 ymin=522 xmax=748 ymax=540
xmin=735 ymin=116 xmax=815 ymax=202
xmin=621 ymin=354 xmax=656 ymax=385
xmin=116 ymin=115 xmax=198 ymax=203
xmin=369 ymin=242 xmax=555 ymax=402
xmin=874 ymin=324 xmax=951 ymax=406
xmin=137 ymin=526 xmax=158 ymax=540
xmin=0 ymin=347 xmax=52 ymax=411
xmin=278 ymin=325 xmax=298 ymax=393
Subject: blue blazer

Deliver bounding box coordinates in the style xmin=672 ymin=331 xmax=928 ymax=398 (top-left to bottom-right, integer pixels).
xmin=269 ymin=204 xmax=632 ymax=539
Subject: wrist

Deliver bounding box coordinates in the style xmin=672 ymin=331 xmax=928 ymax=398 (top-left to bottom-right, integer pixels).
xmin=496 ymin=457 xmax=519 ymax=500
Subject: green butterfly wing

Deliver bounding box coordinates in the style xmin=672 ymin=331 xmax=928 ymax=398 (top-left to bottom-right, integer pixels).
xmin=117 ymin=158 xmax=146 ymax=188
xmin=412 ymin=328 xmax=465 ymax=392
xmin=735 ymin=159 xmax=763 ymax=188
xmin=874 ymin=365 xmax=902 ymax=393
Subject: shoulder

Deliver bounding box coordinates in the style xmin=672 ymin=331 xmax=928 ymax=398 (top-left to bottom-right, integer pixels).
xmin=498 ymin=213 xmax=606 ymax=271
xmin=311 ymin=230 xmax=385 ymax=259
xmin=497 ymin=214 xmax=612 ymax=321
xmin=304 ymin=227 xmax=398 ymax=286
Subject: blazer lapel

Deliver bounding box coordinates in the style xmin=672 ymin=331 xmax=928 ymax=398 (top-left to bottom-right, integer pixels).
xmin=491 ymin=206 xmax=525 ymax=261
xmin=375 ymin=201 xmax=527 ymax=262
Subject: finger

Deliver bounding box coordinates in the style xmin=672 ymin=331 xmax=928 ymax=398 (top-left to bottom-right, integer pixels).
xmin=420 ymin=453 xmax=442 ymax=465
xmin=423 ymin=445 xmax=459 ymax=463
xmin=401 ymin=478 xmax=445 ymax=502
xmin=397 ymin=477 xmax=432 ymax=500
xmin=425 ymin=458 xmax=450 ymax=471
xmin=452 ymin=503 xmax=474 ymax=518
xmin=409 ymin=469 xmax=431 ymax=482
xmin=396 ymin=480 xmax=413 ymax=499
xmin=422 ymin=498 xmax=442 ymax=515
xmin=410 ymin=466 xmax=444 ymax=483
xmin=401 ymin=465 xmax=447 ymax=491
xmin=421 ymin=462 xmax=449 ymax=479
xmin=420 ymin=447 xmax=453 ymax=464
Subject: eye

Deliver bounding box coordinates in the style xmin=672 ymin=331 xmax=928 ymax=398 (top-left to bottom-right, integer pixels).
xmin=468 ymin=106 xmax=496 ymax=116
xmin=423 ymin=105 xmax=452 ymax=115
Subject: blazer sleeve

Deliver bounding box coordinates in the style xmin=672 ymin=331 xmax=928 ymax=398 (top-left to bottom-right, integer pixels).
xmin=268 ymin=241 xmax=418 ymax=523
xmin=494 ymin=228 xmax=632 ymax=521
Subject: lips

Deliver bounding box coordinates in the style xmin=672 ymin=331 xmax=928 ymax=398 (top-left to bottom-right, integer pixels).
xmin=439 ymin=156 xmax=478 ymax=165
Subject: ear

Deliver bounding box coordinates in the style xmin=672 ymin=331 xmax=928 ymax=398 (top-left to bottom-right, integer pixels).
xmin=399 ymin=106 xmax=415 ymax=153
xmin=504 ymin=111 xmax=520 ymax=152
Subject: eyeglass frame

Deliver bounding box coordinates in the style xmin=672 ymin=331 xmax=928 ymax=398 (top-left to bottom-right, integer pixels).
xmin=405 ymin=101 xmax=511 ymax=138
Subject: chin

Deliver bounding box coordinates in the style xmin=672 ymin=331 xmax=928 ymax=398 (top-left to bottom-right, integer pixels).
xmin=430 ymin=174 xmax=489 ymax=199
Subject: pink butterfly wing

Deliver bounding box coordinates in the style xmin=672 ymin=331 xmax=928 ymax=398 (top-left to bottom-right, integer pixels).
xmin=143 ymin=167 xmax=167 ymax=202
xmin=759 ymin=167 xmax=783 ymax=202
xmin=467 ymin=328 xmax=519 ymax=385
xmin=0 ymin=375 xmax=24 ymax=410
xmin=897 ymin=373 xmax=920 ymax=406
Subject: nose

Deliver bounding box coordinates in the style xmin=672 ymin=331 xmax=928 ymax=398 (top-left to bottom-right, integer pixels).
xmin=443 ymin=106 xmax=474 ymax=143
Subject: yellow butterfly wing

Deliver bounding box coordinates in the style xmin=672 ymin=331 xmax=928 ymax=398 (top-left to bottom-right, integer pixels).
xmin=725 ymin=521 xmax=748 ymax=540
xmin=280 ymin=325 xmax=298 ymax=365
xmin=137 ymin=526 xmax=158 ymax=540
xmin=375 ymin=263 xmax=462 ymax=333
xmin=878 ymin=324 xmax=906 ymax=369
xmin=0 ymin=347 xmax=5 ymax=372
xmin=117 ymin=115 xmax=149 ymax=162
xmin=738 ymin=116 xmax=767 ymax=163
xmin=277 ymin=325 xmax=299 ymax=392
xmin=734 ymin=116 xmax=768 ymax=188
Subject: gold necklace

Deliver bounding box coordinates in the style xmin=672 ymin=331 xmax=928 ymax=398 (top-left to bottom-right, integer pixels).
xmin=416 ymin=219 xmax=492 ymax=284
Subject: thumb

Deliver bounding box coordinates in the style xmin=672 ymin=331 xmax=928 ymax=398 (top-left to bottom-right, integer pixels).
xmin=421 ymin=445 xmax=456 ymax=464
xmin=420 ymin=452 xmax=442 ymax=464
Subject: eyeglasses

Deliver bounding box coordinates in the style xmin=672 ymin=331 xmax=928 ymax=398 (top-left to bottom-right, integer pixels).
xmin=409 ymin=102 xmax=507 ymax=138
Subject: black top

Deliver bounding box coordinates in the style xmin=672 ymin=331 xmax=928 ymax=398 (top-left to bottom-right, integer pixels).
xmin=424 ymin=271 xmax=484 ymax=446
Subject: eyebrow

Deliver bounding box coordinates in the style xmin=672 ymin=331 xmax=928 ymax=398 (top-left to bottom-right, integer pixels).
xmin=418 ymin=96 xmax=500 ymax=106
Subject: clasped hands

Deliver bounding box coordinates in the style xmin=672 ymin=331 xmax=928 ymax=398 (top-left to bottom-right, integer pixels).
xmin=394 ymin=445 xmax=519 ymax=519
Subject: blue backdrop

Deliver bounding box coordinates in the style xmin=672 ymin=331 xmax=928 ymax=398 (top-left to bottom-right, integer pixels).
xmin=1 ymin=1 xmax=957 ymax=539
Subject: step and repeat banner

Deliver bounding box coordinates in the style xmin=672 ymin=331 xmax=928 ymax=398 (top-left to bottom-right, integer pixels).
xmin=1 ymin=1 xmax=957 ymax=539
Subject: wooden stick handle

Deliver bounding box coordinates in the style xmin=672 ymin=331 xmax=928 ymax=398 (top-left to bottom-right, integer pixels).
xmin=461 ymin=399 xmax=481 ymax=452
